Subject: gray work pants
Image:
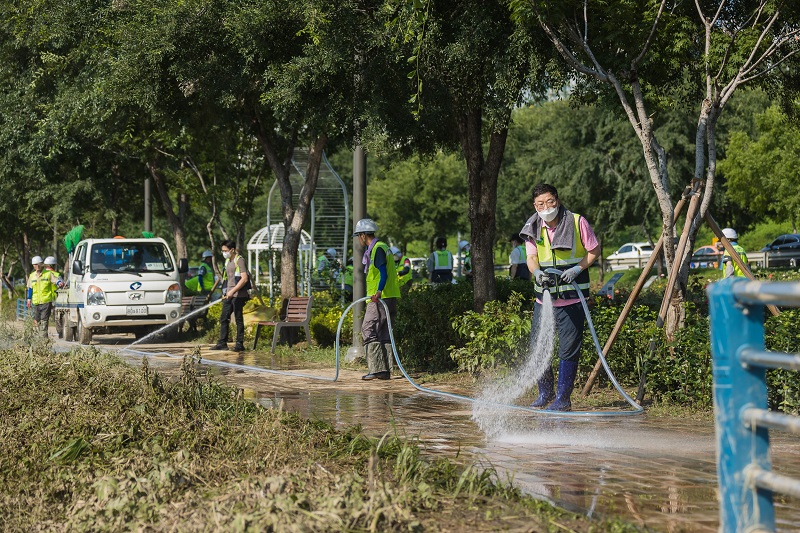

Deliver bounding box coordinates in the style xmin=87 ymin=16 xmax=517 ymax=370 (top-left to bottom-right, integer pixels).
xmin=362 ymin=298 xmax=397 ymax=373
xmin=34 ymin=302 xmax=52 ymax=337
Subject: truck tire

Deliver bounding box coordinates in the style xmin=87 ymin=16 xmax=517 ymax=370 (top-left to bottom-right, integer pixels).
xmin=64 ymin=317 xmax=75 ymax=342
xmin=77 ymin=316 xmax=93 ymax=345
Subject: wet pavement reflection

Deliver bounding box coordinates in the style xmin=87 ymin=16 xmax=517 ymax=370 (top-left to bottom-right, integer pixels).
xmin=95 ymin=338 xmax=800 ymax=531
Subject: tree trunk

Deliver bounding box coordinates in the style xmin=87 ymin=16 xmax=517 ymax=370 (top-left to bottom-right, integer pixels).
xmin=147 ymin=161 xmax=189 ymax=260
xmin=455 ymin=107 xmax=506 ymax=312
xmin=254 ymin=115 xmax=326 ymax=299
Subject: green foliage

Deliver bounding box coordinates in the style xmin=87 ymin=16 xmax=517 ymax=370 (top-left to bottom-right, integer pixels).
xmin=449 ymin=292 xmax=531 ymax=373
xmin=719 ymin=106 xmax=800 ymax=229
xmin=393 ymin=279 xmax=536 ymax=372
xmin=393 ymin=282 xmax=474 ymax=372
xmin=309 ymin=305 xmax=353 ymax=348
xmin=765 ymin=309 xmax=800 ymax=413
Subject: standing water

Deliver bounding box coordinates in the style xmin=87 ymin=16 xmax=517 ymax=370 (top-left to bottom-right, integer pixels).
xmin=472 ymin=291 xmax=555 ymax=437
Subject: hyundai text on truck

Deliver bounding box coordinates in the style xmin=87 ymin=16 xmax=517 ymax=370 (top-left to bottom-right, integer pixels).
xmin=54 ymin=238 xmax=188 ymax=344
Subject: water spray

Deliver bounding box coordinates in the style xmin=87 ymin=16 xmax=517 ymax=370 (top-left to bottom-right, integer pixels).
xmin=331 ymin=278 xmax=642 ymax=418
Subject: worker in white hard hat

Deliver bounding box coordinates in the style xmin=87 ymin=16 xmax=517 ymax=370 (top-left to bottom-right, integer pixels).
xmin=185 ymin=250 xmax=217 ymax=296
xmin=354 ymin=218 xmax=399 ymax=381
xmin=721 ymin=228 xmax=748 ymax=278
xmin=316 ymin=247 xmax=340 ymax=287
xmin=43 ymin=256 xmax=65 ymax=288
xmin=27 ymin=255 xmax=62 ymax=337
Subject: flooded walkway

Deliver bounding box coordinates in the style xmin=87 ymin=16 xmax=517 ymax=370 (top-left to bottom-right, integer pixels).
xmin=90 ymin=338 xmax=799 ymax=531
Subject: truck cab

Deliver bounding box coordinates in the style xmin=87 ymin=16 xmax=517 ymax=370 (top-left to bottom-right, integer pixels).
xmin=54 ymin=238 xmax=188 ymax=344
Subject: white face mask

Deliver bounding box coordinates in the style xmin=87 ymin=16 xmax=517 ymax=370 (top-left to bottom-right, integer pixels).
xmin=222 ymin=251 xmax=231 ymax=259
xmin=538 ymin=206 xmax=559 ymax=222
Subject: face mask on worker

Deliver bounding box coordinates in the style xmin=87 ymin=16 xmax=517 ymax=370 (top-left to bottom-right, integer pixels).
xmin=538 ymin=206 xmax=559 ymax=222
xmin=222 ymin=251 xmax=231 ymax=259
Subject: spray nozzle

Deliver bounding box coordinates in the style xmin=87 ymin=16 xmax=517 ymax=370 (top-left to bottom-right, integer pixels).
xmin=541 ymin=268 xmax=563 ymax=298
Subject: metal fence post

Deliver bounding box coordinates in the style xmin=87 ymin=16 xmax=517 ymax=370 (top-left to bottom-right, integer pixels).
xmin=707 ymin=277 xmax=774 ymax=532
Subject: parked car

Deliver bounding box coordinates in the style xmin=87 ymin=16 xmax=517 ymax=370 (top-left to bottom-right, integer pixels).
xmin=760 ymin=234 xmax=800 ymax=268
xmin=690 ymin=245 xmax=721 ymax=269
xmin=605 ymin=242 xmax=654 ymax=271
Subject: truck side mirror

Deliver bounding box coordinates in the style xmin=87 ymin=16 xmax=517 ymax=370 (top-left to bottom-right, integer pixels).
xmin=72 ymin=260 xmax=84 ymax=275
xmin=177 ymin=258 xmax=188 ymax=274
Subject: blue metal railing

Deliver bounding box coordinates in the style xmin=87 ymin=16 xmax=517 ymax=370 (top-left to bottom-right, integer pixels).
xmin=708 ymin=278 xmax=800 ymax=532
xmin=16 ymin=298 xmax=31 ymax=321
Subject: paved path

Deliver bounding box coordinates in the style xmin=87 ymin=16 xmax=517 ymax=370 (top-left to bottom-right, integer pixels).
xmin=69 ymin=336 xmax=800 ymax=532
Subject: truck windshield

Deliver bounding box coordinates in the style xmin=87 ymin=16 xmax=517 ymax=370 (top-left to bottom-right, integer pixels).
xmin=89 ymin=242 xmax=174 ymax=273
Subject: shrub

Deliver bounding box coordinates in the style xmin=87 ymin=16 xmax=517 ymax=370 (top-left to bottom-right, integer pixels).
xmin=393 ymin=282 xmax=474 ymax=372
xmin=449 ymin=292 xmax=531 ymax=373
xmin=310 ymin=305 xmax=353 ymax=348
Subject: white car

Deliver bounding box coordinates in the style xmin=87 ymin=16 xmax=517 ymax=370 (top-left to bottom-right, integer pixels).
xmin=605 ymin=242 xmax=654 ymax=271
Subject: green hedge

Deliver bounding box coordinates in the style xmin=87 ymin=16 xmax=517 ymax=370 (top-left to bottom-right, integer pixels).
xmin=394 ymin=275 xmax=800 ymax=412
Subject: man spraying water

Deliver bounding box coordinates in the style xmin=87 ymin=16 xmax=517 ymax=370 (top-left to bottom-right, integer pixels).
xmin=520 ymin=184 xmax=601 ymax=411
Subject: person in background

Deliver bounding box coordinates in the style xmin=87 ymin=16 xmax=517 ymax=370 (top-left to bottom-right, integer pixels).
xmin=427 ymin=236 xmax=453 ymax=284
xmin=721 ymin=227 xmax=748 ymax=278
xmin=211 ymin=240 xmax=250 ymax=352
xmin=458 ymin=240 xmax=472 ymax=280
xmin=354 ymin=218 xmax=399 ymax=381
xmin=185 ymin=250 xmax=218 ymax=297
xmin=342 ymin=257 xmax=354 ymax=298
xmin=317 ymin=248 xmax=339 ymax=285
xmin=27 ymin=255 xmax=63 ymax=337
xmin=509 ymin=233 xmax=531 ymax=280
xmin=520 ymin=183 xmax=600 ymax=412
xmin=390 ymin=246 xmax=413 ymax=295
xmin=43 ymin=256 xmax=65 ymax=287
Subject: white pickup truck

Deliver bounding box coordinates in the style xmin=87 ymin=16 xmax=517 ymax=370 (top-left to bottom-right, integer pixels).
xmin=54 ymin=238 xmax=188 ymax=344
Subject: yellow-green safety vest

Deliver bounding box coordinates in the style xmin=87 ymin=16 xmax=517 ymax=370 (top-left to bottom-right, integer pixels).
xmin=366 ymin=241 xmax=400 ymax=298
xmin=28 ymin=270 xmax=59 ymax=305
xmin=534 ymin=213 xmax=590 ymax=300
xmin=432 ymin=250 xmax=452 ymax=270
xmin=185 ymin=264 xmax=215 ymax=294
xmin=723 ymin=244 xmax=748 ymax=277
xmin=398 ymin=255 xmax=413 ymax=286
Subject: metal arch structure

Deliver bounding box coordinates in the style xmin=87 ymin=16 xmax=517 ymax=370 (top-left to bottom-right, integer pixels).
xmin=261 ymin=148 xmax=349 ymax=298
xmin=246 ymin=224 xmax=313 ymax=301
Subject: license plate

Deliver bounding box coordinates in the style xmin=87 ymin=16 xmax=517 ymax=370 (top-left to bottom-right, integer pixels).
xmin=126 ymin=306 xmax=148 ymax=316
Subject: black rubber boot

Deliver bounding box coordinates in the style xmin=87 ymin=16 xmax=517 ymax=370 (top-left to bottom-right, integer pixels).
xmin=530 ymin=366 xmax=555 ymax=408
xmin=210 ymin=342 xmax=228 ymax=351
xmin=545 ymin=360 xmax=579 ymax=412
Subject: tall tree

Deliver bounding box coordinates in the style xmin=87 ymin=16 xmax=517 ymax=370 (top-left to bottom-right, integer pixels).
xmin=389 ymin=0 xmax=550 ymax=311
xmin=512 ymin=0 xmax=800 ymax=336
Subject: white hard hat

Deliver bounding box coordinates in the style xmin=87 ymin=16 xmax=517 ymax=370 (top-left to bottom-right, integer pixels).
xmin=458 ymin=240 xmax=469 ymax=251
xmin=31 ymin=256 xmax=43 ymax=265
xmin=202 ymin=250 xmax=213 ymax=258
xmin=353 ymin=218 xmax=378 ymax=235
xmin=44 ymin=256 xmax=57 ymax=266
xmin=389 ymin=246 xmax=401 ymax=257
xmin=326 ymin=247 xmax=337 ymax=257
xmin=722 ymin=228 xmax=738 ymax=240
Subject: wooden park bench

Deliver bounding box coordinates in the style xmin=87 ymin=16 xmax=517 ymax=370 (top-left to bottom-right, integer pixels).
xmin=253 ymin=296 xmax=313 ymax=353
xmin=180 ymin=295 xmax=209 ymax=332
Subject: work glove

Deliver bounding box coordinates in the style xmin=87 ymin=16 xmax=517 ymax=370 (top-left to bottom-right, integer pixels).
xmin=533 ymin=269 xmax=547 ymax=285
xmin=560 ymin=265 xmax=583 ymax=284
